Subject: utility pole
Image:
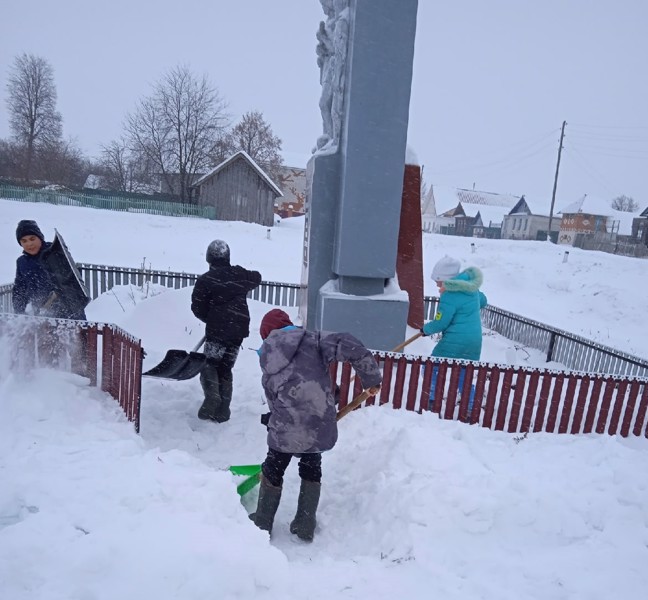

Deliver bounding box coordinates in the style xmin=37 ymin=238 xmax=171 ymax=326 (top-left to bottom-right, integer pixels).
xmin=547 ymin=120 xmax=567 ymax=242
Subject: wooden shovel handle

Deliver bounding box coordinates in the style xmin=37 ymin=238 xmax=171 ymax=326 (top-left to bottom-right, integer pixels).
xmin=336 ymin=332 xmax=423 ymax=420
xmin=336 ymin=389 xmax=372 ymax=421
xmin=390 ymin=331 xmax=423 ymax=354
xmin=347 ymin=331 xmax=423 ymax=387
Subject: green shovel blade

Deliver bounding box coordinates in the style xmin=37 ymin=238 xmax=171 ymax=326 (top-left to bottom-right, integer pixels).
xmin=229 ymin=464 xmax=262 ymax=476
xmin=229 ymin=464 xmax=262 ymax=496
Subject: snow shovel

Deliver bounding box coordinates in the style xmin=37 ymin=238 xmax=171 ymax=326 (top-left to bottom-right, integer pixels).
xmin=143 ymin=336 xmax=206 ymax=380
xmin=229 ymin=464 xmax=263 ymax=497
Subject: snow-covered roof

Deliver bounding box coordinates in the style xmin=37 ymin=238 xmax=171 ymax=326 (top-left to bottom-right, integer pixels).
xmin=456 ymin=188 xmax=519 ymax=208
xmin=193 ymin=150 xmax=283 ymax=197
xmin=431 ymin=185 xmax=520 ymax=215
xmin=559 ymin=194 xmax=612 ymax=217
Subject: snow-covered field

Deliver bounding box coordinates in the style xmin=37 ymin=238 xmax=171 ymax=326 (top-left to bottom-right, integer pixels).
xmin=1 ymin=199 xmax=647 ymax=600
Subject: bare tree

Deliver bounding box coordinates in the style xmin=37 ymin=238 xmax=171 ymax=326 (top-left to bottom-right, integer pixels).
xmin=221 ymin=110 xmax=284 ymax=183
xmin=6 ymin=53 xmax=63 ymax=182
xmin=0 ymin=139 xmax=23 ymax=180
xmin=37 ymin=138 xmax=87 ymax=187
xmin=611 ymin=195 xmax=638 ymax=212
xmin=98 ymin=138 xmax=153 ymax=193
xmin=125 ymin=65 xmax=229 ymax=202
xmin=99 ymin=139 xmax=130 ymax=191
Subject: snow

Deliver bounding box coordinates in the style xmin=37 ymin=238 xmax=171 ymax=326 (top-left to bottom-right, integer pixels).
xmin=1 ymin=198 xmax=648 ymax=599
xmin=405 ymin=144 xmax=419 ymax=165
xmin=319 ymin=277 xmax=409 ymax=302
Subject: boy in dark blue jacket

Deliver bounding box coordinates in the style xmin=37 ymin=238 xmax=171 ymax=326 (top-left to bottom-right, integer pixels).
xmin=13 ymin=220 xmax=86 ymax=320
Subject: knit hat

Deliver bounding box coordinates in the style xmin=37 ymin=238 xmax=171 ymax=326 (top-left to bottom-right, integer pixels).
xmin=16 ymin=220 xmax=45 ymax=244
xmin=260 ymin=309 xmax=294 ymax=340
xmin=431 ymin=255 xmax=461 ymax=282
xmin=206 ymin=239 xmax=230 ymax=265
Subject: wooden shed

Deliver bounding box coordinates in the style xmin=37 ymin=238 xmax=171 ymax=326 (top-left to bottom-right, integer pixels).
xmin=193 ymin=151 xmax=282 ymax=226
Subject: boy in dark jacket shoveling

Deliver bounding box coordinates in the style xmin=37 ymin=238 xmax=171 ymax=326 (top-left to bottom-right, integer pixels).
xmin=191 ymin=240 xmax=261 ymax=422
xmin=251 ymin=308 xmax=382 ymax=542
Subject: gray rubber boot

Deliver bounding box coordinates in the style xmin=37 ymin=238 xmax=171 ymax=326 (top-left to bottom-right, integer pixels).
xmin=250 ymin=476 xmax=282 ymax=534
xmin=289 ymin=479 xmax=321 ymax=542
xmin=197 ymin=362 xmax=222 ymax=420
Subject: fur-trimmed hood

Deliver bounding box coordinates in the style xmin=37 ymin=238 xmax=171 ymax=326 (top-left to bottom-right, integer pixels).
xmin=443 ymin=267 xmax=483 ymax=294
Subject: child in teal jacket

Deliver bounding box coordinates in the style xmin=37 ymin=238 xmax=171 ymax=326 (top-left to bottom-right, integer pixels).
xmin=422 ymin=260 xmax=487 ymax=360
xmin=422 ymin=256 xmax=487 ymax=409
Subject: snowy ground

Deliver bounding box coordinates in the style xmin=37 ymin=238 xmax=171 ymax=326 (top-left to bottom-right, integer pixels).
xmin=1 ymin=199 xmax=648 ymax=599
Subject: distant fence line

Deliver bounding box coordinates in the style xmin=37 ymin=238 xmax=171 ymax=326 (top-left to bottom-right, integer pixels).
xmin=1 ymin=184 xmax=216 ymax=220
xmin=1 ymin=262 xmax=647 ymax=379
xmin=74 ymin=263 xmax=302 ymax=308
xmin=573 ymin=232 xmax=648 ymax=259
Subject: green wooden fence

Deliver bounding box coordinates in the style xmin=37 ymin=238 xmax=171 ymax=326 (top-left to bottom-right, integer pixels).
xmin=0 ymin=184 xmax=216 ymax=220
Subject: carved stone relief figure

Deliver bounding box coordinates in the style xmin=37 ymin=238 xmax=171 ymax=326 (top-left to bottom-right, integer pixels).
xmin=315 ymin=0 xmax=350 ymax=150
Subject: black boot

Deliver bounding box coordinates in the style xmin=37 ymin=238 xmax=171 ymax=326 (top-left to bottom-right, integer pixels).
xmin=289 ymin=479 xmax=321 ymax=542
xmin=250 ymin=476 xmax=282 ymax=534
xmin=211 ymin=375 xmax=232 ymax=423
xmin=198 ymin=362 xmax=222 ymax=420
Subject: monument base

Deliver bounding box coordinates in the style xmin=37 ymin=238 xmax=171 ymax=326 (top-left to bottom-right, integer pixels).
xmin=315 ymin=279 xmax=409 ymax=351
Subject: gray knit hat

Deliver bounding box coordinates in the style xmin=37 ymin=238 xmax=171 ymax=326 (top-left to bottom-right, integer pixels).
xmin=431 ymin=256 xmax=461 ymax=282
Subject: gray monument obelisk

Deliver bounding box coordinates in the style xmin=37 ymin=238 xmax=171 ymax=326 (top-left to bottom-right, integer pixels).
xmin=300 ymin=0 xmax=418 ymax=351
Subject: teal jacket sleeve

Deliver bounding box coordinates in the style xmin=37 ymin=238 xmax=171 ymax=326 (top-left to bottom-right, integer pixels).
xmin=422 ymin=296 xmax=456 ymax=335
xmin=479 ymin=291 xmax=487 ymax=309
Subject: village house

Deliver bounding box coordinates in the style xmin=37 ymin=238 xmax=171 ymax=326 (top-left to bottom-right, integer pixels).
xmin=501 ymin=196 xmax=562 ymax=241
xmin=631 ymin=206 xmax=648 ymax=246
xmin=556 ymin=194 xmax=646 ymax=257
xmin=275 ymin=165 xmax=306 ymax=217
xmin=557 ymin=194 xmax=621 ymax=246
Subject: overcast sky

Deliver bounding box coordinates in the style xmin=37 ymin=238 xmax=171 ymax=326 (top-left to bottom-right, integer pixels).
xmin=2 ymin=0 xmax=647 ymax=212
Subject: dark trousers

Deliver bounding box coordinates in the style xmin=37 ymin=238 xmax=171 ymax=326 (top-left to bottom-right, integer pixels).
xmin=199 ymin=340 xmax=240 ymax=419
xmin=262 ymin=448 xmax=322 ymax=487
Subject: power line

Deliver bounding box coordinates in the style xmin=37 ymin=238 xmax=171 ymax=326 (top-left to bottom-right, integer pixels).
xmin=427 ymin=127 xmax=560 ymax=174
xmin=570 ymin=122 xmax=648 ymax=130
xmin=429 ymin=137 xmax=557 ymax=176
xmin=568 ymin=146 xmax=648 ymax=161
xmin=564 ymin=146 xmax=617 ymax=196
xmin=568 ymin=130 xmax=648 ymax=143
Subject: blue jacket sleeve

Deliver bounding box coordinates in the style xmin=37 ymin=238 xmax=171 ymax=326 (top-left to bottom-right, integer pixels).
xmin=12 ymin=259 xmax=29 ymax=314
xmin=422 ymin=296 xmax=456 ymax=335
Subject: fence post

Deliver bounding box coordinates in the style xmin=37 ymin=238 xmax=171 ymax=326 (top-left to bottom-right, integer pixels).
xmin=547 ymin=331 xmax=557 ymax=362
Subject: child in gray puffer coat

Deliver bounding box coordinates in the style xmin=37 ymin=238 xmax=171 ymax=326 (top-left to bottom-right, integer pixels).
xmin=251 ymin=308 xmax=382 ymax=542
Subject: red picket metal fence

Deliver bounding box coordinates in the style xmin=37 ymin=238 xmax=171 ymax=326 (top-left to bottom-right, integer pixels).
xmin=332 ymin=353 xmax=648 ymax=438
xmin=0 ymin=314 xmax=143 ymax=432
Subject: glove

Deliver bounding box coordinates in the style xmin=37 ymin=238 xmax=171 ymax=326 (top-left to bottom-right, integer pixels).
xmin=260 ymin=412 xmax=271 ymax=429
